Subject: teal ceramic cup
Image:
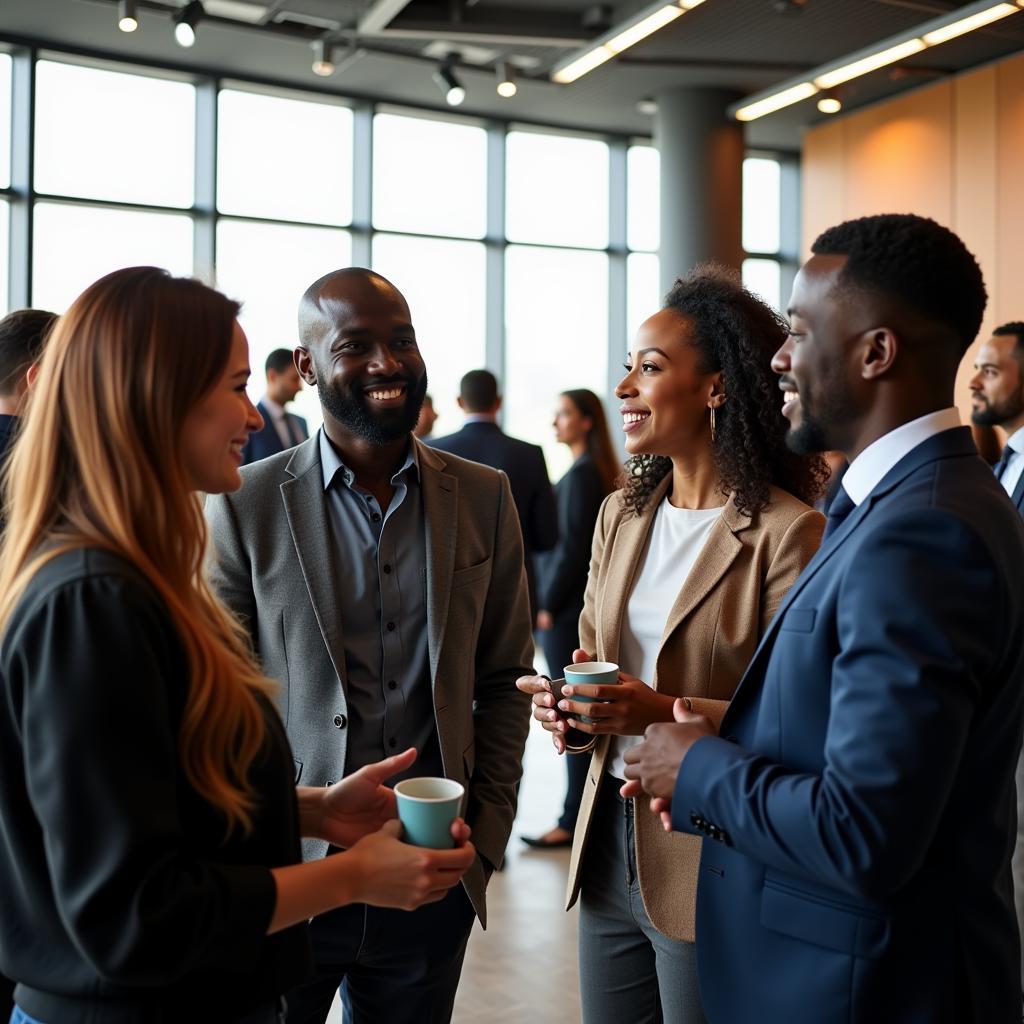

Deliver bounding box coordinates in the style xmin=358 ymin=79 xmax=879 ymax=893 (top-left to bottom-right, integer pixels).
xmin=563 ymin=661 xmax=620 ymax=724
xmin=394 ymin=777 xmax=465 ymax=849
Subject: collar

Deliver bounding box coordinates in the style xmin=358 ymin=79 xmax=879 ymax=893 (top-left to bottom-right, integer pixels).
xmin=463 ymin=413 xmax=498 ymax=425
xmin=1005 ymin=425 xmax=1024 ymax=456
xmin=318 ymin=427 xmax=420 ymax=493
xmin=842 ymin=407 xmax=961 ymax=506
xmin=260 ymin=395 xmax=286 ymax=420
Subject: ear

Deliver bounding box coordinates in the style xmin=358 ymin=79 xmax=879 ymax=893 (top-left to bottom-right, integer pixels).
xmin=708 ymin=372 xmax=727 ymax=409
xmin=295 ymin=347 xmax=317 ymax=387
xmin=22 ymin=363 xmax=39 ymax=394
xmin=457 ymin=396 xmax=467 ymax=412
xmin=860 ymin=327 xmax=898 ymax=380
xmin=495 ymin=395 xmax=503 ymax=413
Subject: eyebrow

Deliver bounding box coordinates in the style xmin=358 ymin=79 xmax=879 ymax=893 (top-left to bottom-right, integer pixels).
xmin=974 ymin=362 xmax=1000 ymax=371
xmin=635 ymin=347 xmax=670 ymax=359
xmin=230 ymin=367 xmax=250 ymax=379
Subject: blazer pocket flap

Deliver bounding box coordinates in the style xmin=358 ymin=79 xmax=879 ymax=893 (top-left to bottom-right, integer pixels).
xmin=779 ymin=607 xmax=816 ymax=633
xmin=452 ymin=558 xmax=492 ymax=590
xmin=760 ymin=881 xmax=888 ymax=959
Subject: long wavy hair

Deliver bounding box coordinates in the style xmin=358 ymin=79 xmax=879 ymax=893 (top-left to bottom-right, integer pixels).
xmin=561 ymin=388 xmax=619 ymax=497
xmin=0 ymin=267 xmax=272 ymax=837
xmin=622 ymin=264 xmax=827 ymax=517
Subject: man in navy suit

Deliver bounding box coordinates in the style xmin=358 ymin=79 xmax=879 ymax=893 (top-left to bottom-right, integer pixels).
xmin=430 ymin=369 xmax=557 ymax=618
xmin=241 ymin=347 xmax=309 ymax=464
xmin=624 ymin=214 xmax=1024 ymax=1023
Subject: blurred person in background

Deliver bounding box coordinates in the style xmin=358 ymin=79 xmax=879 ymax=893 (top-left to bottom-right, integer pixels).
xmin=242 ymin=348 xmax=308 ymax=465
xmin=523 ymin=389 xmax=619 ymax=850
xmin=414 ymin=393 xmax=439 ymax=441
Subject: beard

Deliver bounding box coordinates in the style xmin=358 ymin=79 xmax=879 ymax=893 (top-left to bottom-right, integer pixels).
xmin=784 ymin=371 xmax=858 ymax=456
xmin=971 ymin=389 xmax=1024 ymax=428
xmin=318 ymin=370 xmax=428 ymax=444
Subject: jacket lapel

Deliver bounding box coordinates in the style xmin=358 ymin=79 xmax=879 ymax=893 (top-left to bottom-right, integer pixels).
xmin=1011 ymin=466 xmax=1024 ymax=514
xmin=280 ymin=437 xmax=348 ymax=689
xmin=655 ymin=496 xmax=746 ymax=688
xmin=417 ymin=439 xmax=458 ymax=686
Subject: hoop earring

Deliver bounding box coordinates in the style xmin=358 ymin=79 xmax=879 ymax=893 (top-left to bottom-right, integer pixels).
xmin=710 ymin=405 xmax=716 ymax=443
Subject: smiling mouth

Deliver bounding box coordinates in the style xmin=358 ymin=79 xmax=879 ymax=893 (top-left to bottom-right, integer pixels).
xmin=365 ymin=384 xmax=408 ymax=402
xmin=622 ymin=410 xmax=650 ymax=431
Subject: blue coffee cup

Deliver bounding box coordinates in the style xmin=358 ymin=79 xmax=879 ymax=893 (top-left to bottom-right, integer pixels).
xmin=394 ymin=777 xmax=465 ymax=849
xmin=563 ymin=661 xmax=620 ymax=724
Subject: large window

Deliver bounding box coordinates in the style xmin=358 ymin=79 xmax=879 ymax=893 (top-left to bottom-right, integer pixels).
xmin=0 ymin=53 xmax=11 ymax=191
xmin=741 ymin=156 xmax=794 ymax=312
xmin=0 ymin=202 xmax=8 ymax=317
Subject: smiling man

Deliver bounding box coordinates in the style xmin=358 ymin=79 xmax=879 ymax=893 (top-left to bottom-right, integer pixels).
xmin=205 ymin=268 xmax=534 ymax=1024
xmin=622 ymin=215 xmax=1024 ymax=1023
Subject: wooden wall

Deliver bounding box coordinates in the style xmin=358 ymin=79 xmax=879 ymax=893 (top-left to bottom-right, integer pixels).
xmin=802 ymin=50 xmax=1024 ymax=418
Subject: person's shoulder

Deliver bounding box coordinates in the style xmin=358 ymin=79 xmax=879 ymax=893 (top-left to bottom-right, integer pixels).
xmin=759 ymin=486 xmax=824 ymax=529
xmin=423 ymin=441 xmax=503 ymax=485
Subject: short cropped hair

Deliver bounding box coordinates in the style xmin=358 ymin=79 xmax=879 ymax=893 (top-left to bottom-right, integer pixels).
xmin=459 ymin=369 xmax=499 ymax=412
xmin=265 ymin=348 xmax=296 ymax=375
xmin=0 ymin=308 xmax=58 ymax=396
xmin=811 ymin=214 xmax=986 ymax=358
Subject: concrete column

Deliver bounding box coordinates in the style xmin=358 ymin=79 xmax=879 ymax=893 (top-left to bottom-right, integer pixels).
xmin=654 ymin=88 xmax=744 ymax=293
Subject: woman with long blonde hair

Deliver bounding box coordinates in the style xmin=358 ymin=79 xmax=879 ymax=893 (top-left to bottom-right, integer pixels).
xmin=0 ymin=267 xmax=474 ymax=1024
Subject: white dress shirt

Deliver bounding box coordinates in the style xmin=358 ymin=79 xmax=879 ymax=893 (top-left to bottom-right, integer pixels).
xmin=260 ymin=395 xmax=294 ymax=451
xmin=998 ymin=426 xmax=1024 ymax=499
xmin=841 ymin=408 xmax=962 ymax=506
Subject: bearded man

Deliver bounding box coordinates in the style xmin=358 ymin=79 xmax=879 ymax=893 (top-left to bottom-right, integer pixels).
xmin=206 ymin=268 xmax=533 ymax=1024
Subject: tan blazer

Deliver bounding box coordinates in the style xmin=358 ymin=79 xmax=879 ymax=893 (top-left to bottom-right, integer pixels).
xmin=565 ymin=476 xmax=824 ymax=942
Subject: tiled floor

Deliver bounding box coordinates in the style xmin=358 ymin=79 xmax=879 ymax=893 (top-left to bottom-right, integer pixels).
xmin=327 ymin=717 xmax=582 ymax=1024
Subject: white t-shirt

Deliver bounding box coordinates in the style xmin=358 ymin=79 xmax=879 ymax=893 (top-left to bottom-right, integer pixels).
xmin=608 ymin=497 xmax=723 ymax=780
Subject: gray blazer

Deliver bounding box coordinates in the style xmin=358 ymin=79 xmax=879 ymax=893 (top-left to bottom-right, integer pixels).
xmin=205 ymin=435 xmax=534 ymax=926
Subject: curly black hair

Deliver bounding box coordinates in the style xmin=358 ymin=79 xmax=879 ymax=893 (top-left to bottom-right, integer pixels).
xmin=812 ymin=214 xmax=987 ymax=358
xmin=621 ymin=264 xmax=828 ymax=518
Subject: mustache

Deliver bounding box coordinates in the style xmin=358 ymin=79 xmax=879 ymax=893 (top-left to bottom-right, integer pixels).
xmin=359 ymin=374 xmax=415 ymax=390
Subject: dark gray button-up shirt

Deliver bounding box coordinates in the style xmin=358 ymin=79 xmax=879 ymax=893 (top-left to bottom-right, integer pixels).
xmin=319 ymin=429 xmax=440 ymax=779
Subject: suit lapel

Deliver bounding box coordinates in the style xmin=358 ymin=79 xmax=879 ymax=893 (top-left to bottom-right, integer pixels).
xmin=656 ymin=496 xmax=746 ymax=686
xmin=280 ymin=438 xmax=348 ymax=689
xmin=1011 ymin=466 xmax=1024 ymax=514
xmin=417 ymin=439 xmax=458 ymax=686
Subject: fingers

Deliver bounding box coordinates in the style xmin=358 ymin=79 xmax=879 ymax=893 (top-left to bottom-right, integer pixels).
xmin=429 ymin=841 xmax=477 ymax=872
xmin=450 ymin=818 xmax=472 ymax=846
xmin=650 ymin=797 xmax=670 ymax=814
xmin=571 ymin=649 xmax=593 ymax=664
xmin=552 ymin=732 xmax=566 ymax=755
xmin=361 ymin=747 xmax=417 ymax=783
xmin=531 ymin=690 xmax=556 ymax=709
xmin=673 ymin=697 xmax=694 ymax=723
xmin=619 ymin=779 xmax=643 ymax=799
xmin=560 ymin=684 xmax=616 ymax=701
xmin=621 ymin=761 xmax=640 ymax=780
xmin=380 ymin=818 xmax=404 ymax=838
xmin=661 ymin=811 xmax=672 ymax=832
xmin=516 ymin=674 xmax=552 ymax=696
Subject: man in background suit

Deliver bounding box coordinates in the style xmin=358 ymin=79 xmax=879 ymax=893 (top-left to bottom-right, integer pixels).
xmin=241 ymin=347 xmax=309 ymax=464
xmin=0 ymin=306 xmax=56 ymax=1021
xmin=970 ymin=320 xmax=1024 ymax=993
xmin=206 ymin=269 xmax=533 ymax=1024
xmin=430 ymin=369 xmax=557 ymax=618
xmin=624 ymin=214 xmax=1024 ymax=1022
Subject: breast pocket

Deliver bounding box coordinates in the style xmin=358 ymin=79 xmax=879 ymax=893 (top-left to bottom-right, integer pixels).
xmin=778 ymin=607 xmax=816 ymax=633
xmin=451 ymin=557 xmax=492 ymax=591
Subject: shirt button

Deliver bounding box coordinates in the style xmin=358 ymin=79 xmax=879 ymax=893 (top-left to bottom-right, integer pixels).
xmin=388 ymin=680 xmax=397 ymax=690
xmin=387 ymin=621 xmax=395 ymax=632
xmin=333 ymin=714 xmax=347 ymax=729
xmin=383 ymin=564 xmax=392 ymax=574
xmin=371 ymin=512 xmax=382 ymax=523
xmin=389 ymin=737 xmax=397 ymax=749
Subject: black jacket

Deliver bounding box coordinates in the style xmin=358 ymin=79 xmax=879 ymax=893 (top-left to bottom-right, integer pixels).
xmin=430 ymin=421 xmax=557 ymax=615
xmin=0 ymin=548 xmax=310 ymax=1022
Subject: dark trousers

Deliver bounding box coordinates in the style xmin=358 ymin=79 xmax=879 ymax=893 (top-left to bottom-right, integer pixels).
xmin=541 ymin=616 xmax=589 ymax=832
xmin=286 ymin=885 xmax=476 ymax=1024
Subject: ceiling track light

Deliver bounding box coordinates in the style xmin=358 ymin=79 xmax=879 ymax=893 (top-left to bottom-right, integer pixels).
xmin=496 ymin=60 xmax=517 ymax=98
xmin=817 ymin=92 xmax=842 ymax=114
xmin=730 ymin=0 xmax=1023 ymax=121
xmin=117 ymin=0 xmax=138 ymax=33
xmin=433 ymin=60 xmax=466 ymax=106
xmin=312 ymin=38 xmax=335 ymax=77
xmin=173 ymin=0 xmax=204 ymax=48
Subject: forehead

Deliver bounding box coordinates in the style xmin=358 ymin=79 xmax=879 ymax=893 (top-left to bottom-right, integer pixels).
xmin=319 ymin=277 xmax=411 ymax=328
xmin=634 ymin=308 xmax=693 ymax=347
xmin=789 ymin=253 xmax=848 ymax=315
xmin=979 ymin=334 xmax=1021 ymax=363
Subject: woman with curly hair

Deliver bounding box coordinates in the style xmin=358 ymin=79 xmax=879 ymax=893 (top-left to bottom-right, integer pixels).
xmin=518 ymin=264 xmax=826 ymax=1023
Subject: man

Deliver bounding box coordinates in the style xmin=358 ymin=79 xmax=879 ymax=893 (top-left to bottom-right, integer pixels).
xmin=414 ymin=392 xmax=439 ymax=440
xmin=431 ymin=369 xmax=557 ymax=618
xmin=206 ymin=269 xmax=533 ymax=1024
xmin=970 ymin=320 xmax=1024 ymax=993
xmin=0 ymin=306 xmax=55 ymax=1021
xmin=0 ymin=308 xmax=56 ymax=467
xmin=623 ymin=214 xmax=1024 ymax=1022
xmin=241 ymin=347 xmax=309 ymax=464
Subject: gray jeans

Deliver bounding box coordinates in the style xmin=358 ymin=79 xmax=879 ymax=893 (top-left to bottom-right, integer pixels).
xmin=578 ymin=779 xmax=707 ymax=1024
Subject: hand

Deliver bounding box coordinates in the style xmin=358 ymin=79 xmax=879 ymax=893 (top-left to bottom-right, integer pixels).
xmin=557 ymin=672 xmax=677 ymax=737
xmin=516 ymin=648 xmax=593 ymax=754
xmin=536 ymin=610 xmax=553 ymax=631
xmin=299 ymin=747 xmax=417 ymax=847
xmin=344 ymin=818 xmax=477 ymax=910
xmin=621 ymin=698 xmax=718 ymax=828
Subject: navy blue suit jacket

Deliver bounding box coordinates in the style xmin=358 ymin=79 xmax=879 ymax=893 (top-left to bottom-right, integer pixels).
xmin=674 ymin=428 xmax=1024 ymax=1023
xmin=241 ymin=402 xmax=308 ymax=466
xmin=430 ymin=421 xmax=556 ymax=615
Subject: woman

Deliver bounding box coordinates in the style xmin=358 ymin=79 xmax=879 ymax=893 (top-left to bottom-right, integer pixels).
xmin=523 ymin=389 xmax=618 ymax=850
xmin=517 ymin=265 xmax=826 ymax=1023
xmin=0 ymin=267 xmax=474 ymax=1024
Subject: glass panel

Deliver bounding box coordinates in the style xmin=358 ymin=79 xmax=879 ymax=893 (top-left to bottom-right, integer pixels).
xmin=32 ymin=202 xmax=193 ymax=313
xmin=215 ymin=219 xmax=352 ymax=428
xmin=627 ymin=252 xmax=661 ymax=343
xmin=373 ymin=114 xmax=487 ymax=239
xmin=505 ymin=246 xmax=608 ymax=479
xmin=34 ymin=61 xmax=194 ymax=207
xmin=506 ymin=132 xmax=609 ymax=249
xmin=370 ymin=233 xmax=486 ymax=436
xmin=742 ymin=157 xmax=781 ymax=255
xmin=218 ymin=89 xmax=353 ymax=226
xmin=742 ymin=258 xmax=782 ymax=313
xmin=0 ymin=201 xmax=8 ymax=316
xmin=627 ymin=145 xmax=659 ymax=253
xmin=0 ymin=53 xmax=11 ymax=190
